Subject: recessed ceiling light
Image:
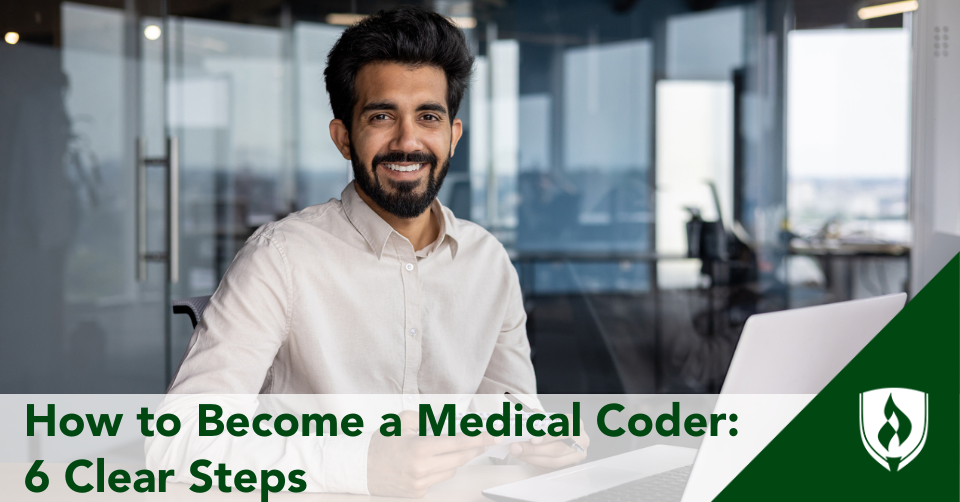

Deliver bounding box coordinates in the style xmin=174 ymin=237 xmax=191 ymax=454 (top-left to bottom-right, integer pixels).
xmin=324 ymin=13 xmax=476 ymax=29
xmin=857 ymin=0 xmax=919 ymax=20
xmin=144 ymin=25 xmax=162 ymax=41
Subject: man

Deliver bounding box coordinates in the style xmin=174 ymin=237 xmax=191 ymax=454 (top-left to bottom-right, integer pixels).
xmin=152 ymin=6 xmax=587 ymax=497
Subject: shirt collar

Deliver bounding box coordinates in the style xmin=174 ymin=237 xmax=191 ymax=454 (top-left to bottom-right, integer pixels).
xmin=431 ymin=197 xmax=460 ymax=259
xmin=341 ymin=181 xmax=460 ymax=260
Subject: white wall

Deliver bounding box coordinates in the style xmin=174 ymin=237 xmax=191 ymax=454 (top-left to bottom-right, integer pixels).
xmin=910 ymin=1 xmax=960 ymax=293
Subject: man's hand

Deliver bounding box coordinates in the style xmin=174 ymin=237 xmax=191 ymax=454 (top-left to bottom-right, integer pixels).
xmin=367 ymin=411 xmax=501 ymax=497
xmin=510 ymin=415 xmax=590 ymax=468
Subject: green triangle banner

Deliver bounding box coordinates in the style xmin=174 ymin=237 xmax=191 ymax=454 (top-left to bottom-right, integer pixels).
xmin=715 ymin=254 xmax=959 ymax=500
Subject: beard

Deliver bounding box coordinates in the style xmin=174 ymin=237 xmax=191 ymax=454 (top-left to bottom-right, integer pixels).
xmin=350 ymin=143 xmax=449 ymax=219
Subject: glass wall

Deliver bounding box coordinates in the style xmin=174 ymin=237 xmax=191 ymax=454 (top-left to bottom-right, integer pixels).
xmin=0 ymin=0 xmax=911 ymax=394
xmin=468 ymin=1 xmax=788 ymax=392
xmin=0 ymin=1 xmax=168 ymax=392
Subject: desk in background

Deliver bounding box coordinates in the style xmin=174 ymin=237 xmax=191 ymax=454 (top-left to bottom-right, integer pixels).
xmin=788 ymin=240 xmax=910 ymax=304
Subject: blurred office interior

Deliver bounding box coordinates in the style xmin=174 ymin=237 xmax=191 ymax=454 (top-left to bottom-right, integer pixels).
xmin=0 ymin=0 xmax=953 ymax=394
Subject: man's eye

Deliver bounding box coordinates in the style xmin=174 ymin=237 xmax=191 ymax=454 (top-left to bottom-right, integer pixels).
xmin=372 ymin=114 xmax=390 ymax=121
xmin=422 ymin=114 xmax=439 ymax=121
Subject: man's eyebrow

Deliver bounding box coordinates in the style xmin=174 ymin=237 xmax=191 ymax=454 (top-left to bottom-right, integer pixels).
xmin=360 ymin=100 xmax=398 ymax=113
xmin=416 ymin=102 xmax=448 ymax=114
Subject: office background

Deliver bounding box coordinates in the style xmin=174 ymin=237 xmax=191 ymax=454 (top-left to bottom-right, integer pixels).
xmin=0 ymin=0 xmax=936 ymax=394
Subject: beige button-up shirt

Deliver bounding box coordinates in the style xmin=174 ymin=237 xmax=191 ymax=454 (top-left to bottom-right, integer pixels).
xmin=169 ymin=181 xmax=536 ymax=396
xmin=152 ymin=183 xmax=536 ymax=494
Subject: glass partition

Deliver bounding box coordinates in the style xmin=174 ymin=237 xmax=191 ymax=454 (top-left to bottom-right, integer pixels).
xmin=2 ymin=0 xmax=914 ymax=395
xmin=0 ymin=1 xmax=168 ymax=392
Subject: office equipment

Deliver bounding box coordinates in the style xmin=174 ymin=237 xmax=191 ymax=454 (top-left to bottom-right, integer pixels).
xmin=681 ymin=292 xmax=906 ymax=501
xmin=483 ymin=293 xmax=906 ymax=502
xmin=719 ymin=292 xmax=906 ymax=394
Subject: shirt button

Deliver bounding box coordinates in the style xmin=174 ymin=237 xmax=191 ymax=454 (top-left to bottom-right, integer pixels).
xmin=409 ymin=328 xmax=417 ymax=336
xmin=405 ymin=263 xmax=414 ymax=271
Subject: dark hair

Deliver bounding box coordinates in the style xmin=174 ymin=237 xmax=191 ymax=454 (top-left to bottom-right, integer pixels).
xmin=324 ymin=6 xmax=474 ymax=131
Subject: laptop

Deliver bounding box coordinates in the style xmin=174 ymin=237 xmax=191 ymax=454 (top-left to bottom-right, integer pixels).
xmin=482 ymin=293 xmax=907 ymax=502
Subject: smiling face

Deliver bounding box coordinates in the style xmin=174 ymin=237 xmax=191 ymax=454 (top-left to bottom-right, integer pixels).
xmin=330 ymin=62 xmax=463 ymax=219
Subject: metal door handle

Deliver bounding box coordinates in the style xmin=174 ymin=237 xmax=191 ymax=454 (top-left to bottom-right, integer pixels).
xmin=135 ymin=136 xmax=179 ymax=283
xmin=136 ymin=137 xmax=148 ymax=282
xmin=167 ymin=136 xmax=179 ymax=284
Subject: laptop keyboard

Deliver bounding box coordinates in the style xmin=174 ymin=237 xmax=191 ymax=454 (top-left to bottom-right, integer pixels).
xmin=571 ymin=465 xmax=692 ymax=502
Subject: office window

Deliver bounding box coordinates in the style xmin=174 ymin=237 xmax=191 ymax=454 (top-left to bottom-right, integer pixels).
xmin=656 ymin=80 xmax=734 ymax=289
xmin=786 ymin=28 xmax=911 ymax=303
xmin=787 ymin=29 xmax=910 ymax=241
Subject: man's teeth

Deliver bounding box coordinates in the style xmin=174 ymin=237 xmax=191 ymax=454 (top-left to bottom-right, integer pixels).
xmin=383 ymin=163 xmax=423 ymax=172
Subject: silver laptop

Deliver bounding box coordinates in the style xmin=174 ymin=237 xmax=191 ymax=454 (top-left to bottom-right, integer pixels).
xmin=482 ymin=293 xmax=906 ymax=502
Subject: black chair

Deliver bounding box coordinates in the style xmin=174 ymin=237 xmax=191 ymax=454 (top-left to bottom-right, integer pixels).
xmin=172 ymin=295 xmax=212 ymax=329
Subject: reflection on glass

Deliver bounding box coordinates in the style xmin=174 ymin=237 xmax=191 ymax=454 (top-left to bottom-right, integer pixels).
xmin=6 ymin=1 xmax=901 ymax=396
xmin=515 ymin=40 xmax=653 ymax=261
xmin=0 ymin=2 xmax=172 ymax=392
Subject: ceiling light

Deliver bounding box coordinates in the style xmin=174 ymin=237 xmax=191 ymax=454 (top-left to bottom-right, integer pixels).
xmin=450 ymin=17 xmax=477 ymax=29
xmin=324 ymin=13 xmax=476 ymax=29
xmin=325 ymin=13 xmax=367 ymax=26
xmin=4 ymin=32 xmax=19 ymax=45
xmin=857 ymin=0 xmax=919 ymax=20
xmin=144 ymin=25 xmax=162 ymax=41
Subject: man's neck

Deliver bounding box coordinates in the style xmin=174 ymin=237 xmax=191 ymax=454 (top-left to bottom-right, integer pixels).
xmin=354 ymin=184 xmax=440 ymax=252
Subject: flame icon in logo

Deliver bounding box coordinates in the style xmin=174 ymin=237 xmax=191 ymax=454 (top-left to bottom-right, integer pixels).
xmin=876 ymin=394 xmax=913 ymax=470
xmin=860 ymin=388 xmax=928 ymax=472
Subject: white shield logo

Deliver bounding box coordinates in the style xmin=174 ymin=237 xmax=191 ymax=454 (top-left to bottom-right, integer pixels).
xmin=859 ymin=388 xmax=928 ymax=472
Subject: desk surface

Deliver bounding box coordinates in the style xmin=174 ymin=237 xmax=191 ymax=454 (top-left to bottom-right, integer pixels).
xmin=789 ymin=240 xmax=909 ymax=257
xmin=3 ymin=462 xmax=548 ymax=502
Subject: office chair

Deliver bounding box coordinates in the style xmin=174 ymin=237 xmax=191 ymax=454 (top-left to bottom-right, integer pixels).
xmin=172 ymin=295 xmax=212 ymax=329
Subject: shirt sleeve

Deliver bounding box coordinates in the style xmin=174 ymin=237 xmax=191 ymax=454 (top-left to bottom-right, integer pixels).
xmin=475 ymin=252 xmax=538 ymax=397
xmin=167 ymin=232 xmax=289 ymax=394
xmin=147 ymin=229 xmax=371 ymax=495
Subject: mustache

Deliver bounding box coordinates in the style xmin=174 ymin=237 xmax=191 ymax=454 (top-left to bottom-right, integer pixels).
xmin=372 ymin=151 xmax=437 ymax=167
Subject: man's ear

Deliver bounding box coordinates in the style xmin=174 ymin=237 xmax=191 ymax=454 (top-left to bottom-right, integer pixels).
xmin=329 ymin=119 xmax=352 ymax=160
xmin=450 ymin=118 xmax=463 ymax=157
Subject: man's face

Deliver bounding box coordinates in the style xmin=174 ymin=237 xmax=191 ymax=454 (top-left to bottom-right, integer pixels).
xmin=333 ymin=62 xmax=462 ymax=219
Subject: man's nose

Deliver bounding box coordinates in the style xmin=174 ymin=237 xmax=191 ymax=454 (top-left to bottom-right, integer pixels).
xmin=389 ymin=116 xmax=424 ymax=153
